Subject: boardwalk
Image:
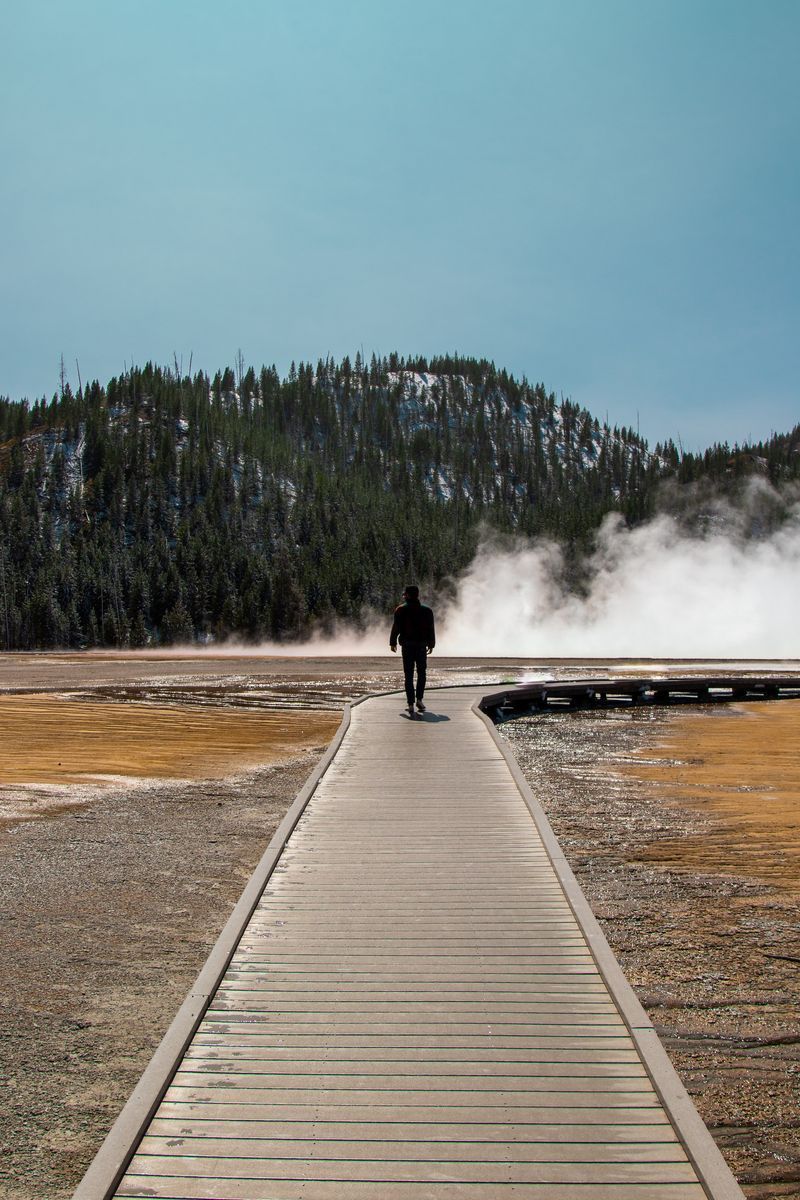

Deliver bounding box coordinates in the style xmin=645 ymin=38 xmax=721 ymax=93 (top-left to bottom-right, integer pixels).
xmin=78 ymin=686 xmax=743 ymax=1200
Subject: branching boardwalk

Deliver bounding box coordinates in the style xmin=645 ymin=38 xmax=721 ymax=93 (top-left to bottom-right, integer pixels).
xmin=77 ymin=687 xmax=744 ymax=1200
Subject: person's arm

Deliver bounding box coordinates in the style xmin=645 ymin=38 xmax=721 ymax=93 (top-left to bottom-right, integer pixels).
xmin=390 ymin=611 xmax=400 ymax=652
xmin=427 ymin=608 xmax=435 ymax=652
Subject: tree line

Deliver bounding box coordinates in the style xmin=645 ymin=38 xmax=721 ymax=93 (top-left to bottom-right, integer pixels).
xmin=0 ymin=353 xmax=797 ymax=649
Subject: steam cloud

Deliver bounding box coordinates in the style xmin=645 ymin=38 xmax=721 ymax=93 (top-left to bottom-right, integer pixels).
xmin=438 ymin=510 xmax=800 ymax=658
xmin=146 ymin=494 xmax=800 ymax=660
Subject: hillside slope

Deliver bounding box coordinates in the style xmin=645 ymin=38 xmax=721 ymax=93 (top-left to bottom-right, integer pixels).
xmin=0 ymin=353 xmax=797 ymax=648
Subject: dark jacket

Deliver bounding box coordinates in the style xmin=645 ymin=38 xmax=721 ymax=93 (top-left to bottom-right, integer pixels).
xmin=390 ymin=599 xmax=435 ymax=649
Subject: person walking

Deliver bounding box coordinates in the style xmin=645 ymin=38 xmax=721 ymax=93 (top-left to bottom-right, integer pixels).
xmin=390 ymin=585 xmax=436 ymax=716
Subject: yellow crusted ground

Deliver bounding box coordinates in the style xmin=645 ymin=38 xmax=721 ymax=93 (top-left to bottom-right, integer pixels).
xmin=0 ymin=695 xmax=341 ymax=786
xmin=619 ymin=700 xmax=800 ymax=892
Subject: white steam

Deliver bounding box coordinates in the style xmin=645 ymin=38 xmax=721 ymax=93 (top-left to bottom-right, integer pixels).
xmin=439 ymin=510 xmax=800 ymax=657
xmin=138 ymin=500 xmax=800 ymax=659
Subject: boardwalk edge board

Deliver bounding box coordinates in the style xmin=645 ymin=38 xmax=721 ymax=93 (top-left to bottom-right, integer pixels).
xmin=71 ymin=701 xmax=359 ymax=1200
xmin=472 ymin=698 xmax=745 ymax=1200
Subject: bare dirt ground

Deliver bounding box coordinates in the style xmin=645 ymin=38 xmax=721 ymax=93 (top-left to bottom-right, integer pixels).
xmin=1 ymin=652 xmax=798 ymax=1199
xmin=502 ymin=701 xmax=800 ymax=1200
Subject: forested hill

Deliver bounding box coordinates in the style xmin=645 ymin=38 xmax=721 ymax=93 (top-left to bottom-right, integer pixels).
xmin=0 ymin=353 xmax=798 ymax=649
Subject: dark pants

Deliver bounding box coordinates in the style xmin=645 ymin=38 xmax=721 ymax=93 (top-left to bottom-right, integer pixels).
xmin=401 ymin=643 xmax=427 ymax=706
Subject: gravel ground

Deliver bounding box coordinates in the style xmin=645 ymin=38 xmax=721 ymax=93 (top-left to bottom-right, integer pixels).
xmin=501 ymin=706 xmax=800 ymax=1200
xmin=0 ymin=755 xmax=321 ymax=1200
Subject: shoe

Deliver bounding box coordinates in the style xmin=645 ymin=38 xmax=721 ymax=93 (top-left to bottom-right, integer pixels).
xmin=407 ymin=704 xmax=415 ymax=715
xmin=416 ymin=701 xmax=426 ymax=712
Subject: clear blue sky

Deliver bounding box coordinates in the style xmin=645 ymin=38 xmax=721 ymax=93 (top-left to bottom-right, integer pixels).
xmin=1 ymin=0 xmax=798 ymax=450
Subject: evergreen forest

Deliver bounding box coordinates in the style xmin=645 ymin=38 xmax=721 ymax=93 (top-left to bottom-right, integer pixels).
xmin=1 ymin=352 xmax=798 ymax=649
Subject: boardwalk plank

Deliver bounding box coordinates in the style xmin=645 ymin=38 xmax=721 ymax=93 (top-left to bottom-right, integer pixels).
xmin=197 ymin=1020 xmax=627 ymax=1036
xmin=167 ymin=1072 xmax=658 ymax=1095
xmin=125 ymin=1155 xmax=700 ymax=1183
xmin=182 ymin=1057 xmax=649 ymax=1077
xmin=201 ymin=993 xmax=618 ymax=1011
xmin=117 ymin=1179 xmax=707 ymax=1199
xmin=162 ymin=1086 xmax=663 ymax=1108
xmin=145 ymin=1118 xmax=679 ymax=1144
xmin=136 ymin=1135 xmax=690 ymax=1162
xmin=153 ymin=1101 xmax=674 ymax=1125
xmin=184 ymin=1047 xmax=645 ymax=1065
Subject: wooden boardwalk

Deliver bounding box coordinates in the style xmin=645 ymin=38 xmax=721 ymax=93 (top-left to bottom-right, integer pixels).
xmin=80 ymin=686 xmax=743 ymax=1199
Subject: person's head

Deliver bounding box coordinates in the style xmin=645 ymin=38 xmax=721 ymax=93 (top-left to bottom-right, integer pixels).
xmin=403 ymin=584 xmax=420 ymax=602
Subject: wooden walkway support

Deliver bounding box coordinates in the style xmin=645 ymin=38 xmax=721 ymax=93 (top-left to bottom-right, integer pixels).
xmin=75 ymin=686 xmax=744 ymax=1200
xmin=480 ymin=675 xmax=800 ymax=720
